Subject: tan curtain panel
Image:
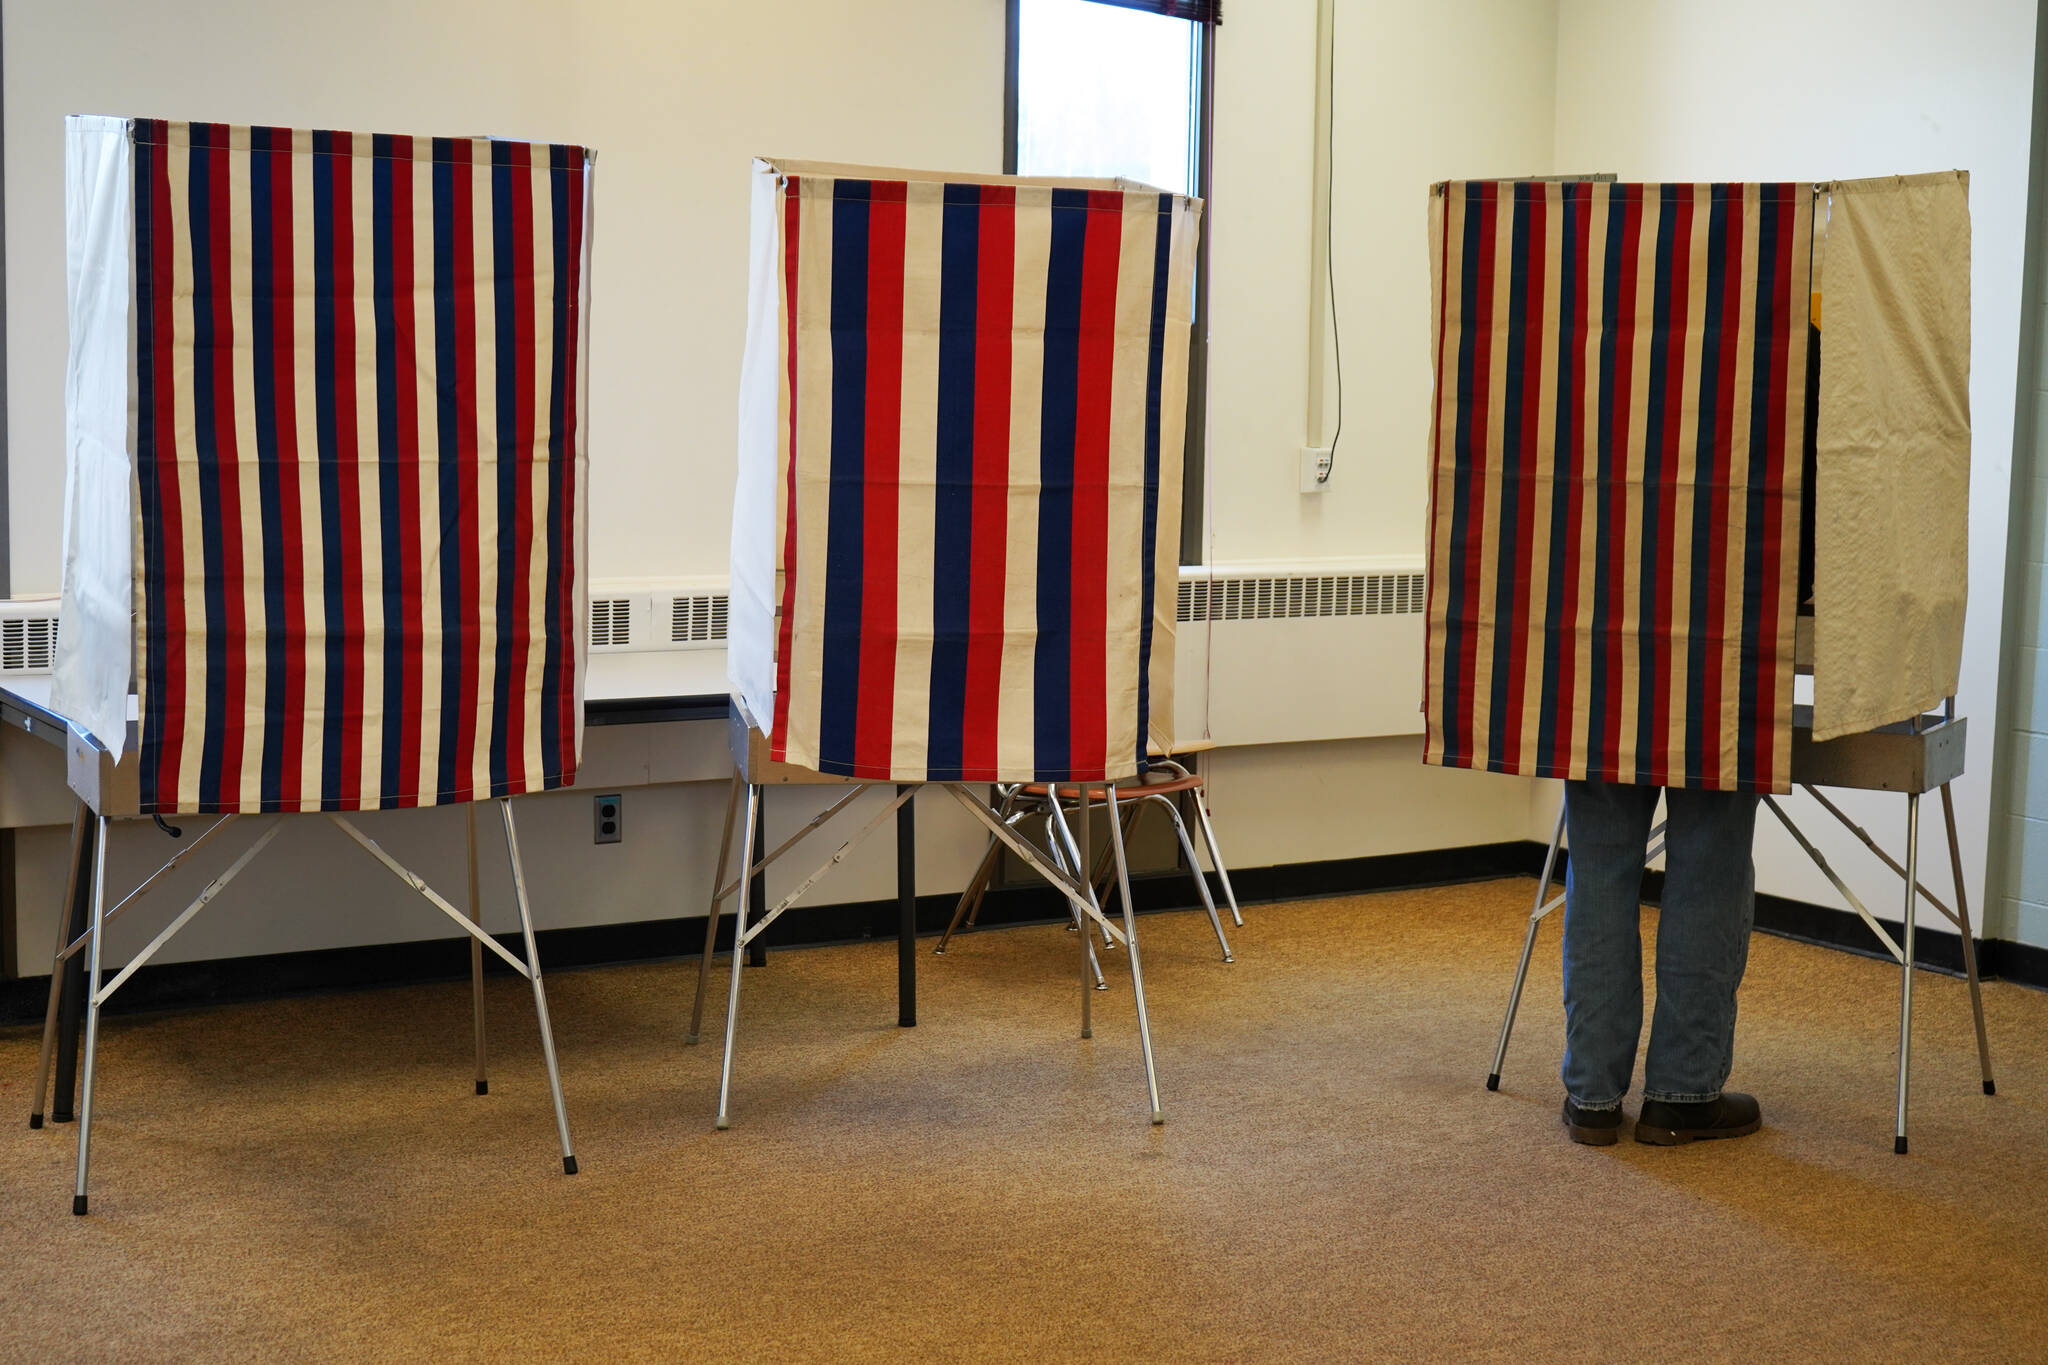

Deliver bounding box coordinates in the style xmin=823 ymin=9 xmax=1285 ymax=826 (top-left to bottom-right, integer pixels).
xmin=1812 ymin=170 xmax=1971 ymax=740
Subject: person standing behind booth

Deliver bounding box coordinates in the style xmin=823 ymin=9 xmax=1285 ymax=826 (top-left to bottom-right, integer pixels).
xmin=1553 ymin=288 xmax=1830 ymax=1147
xmin=1420 ymin=179 xmax=1817 ymax=1147
xmin=1558 ymin=783 xmax=1762 ymax=1146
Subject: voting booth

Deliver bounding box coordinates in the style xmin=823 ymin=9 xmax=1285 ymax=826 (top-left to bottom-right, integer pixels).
xmin=1421 ymin=174 xmax=1968 ymax=792
xmin=35 ymin=116 xmax=594 ymax=1211
xmin=698 ymin=159 xmax=1202 ymax=1127
xmin=1423 ymin=174 xmax=1985 ymax=1150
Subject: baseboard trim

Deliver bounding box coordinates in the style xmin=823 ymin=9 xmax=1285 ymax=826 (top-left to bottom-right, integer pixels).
xmin=1631 ymin=867 xmax=2048 ymax=990
xmin=3 ymin=837 xmax=2041 ymax=1026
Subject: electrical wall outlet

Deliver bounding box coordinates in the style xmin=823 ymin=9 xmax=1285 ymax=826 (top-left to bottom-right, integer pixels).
xmin=593 ymin=793 xmax=623 ymax=844
xmin=1300 ymin=446 xmax=1333 ymax=493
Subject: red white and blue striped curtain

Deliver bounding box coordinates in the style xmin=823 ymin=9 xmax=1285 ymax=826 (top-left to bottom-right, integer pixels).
xmin=115 ymin=121 xmax=591 ymax=815
xmin=736 ymin=164 xmax=1199 ymax=784
xmin=1423 ymin=181 xmax=1812 ymax=794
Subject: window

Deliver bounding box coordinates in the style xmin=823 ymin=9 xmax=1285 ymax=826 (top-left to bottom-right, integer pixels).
xmin=1007 ymin=0 xmax=1217 ymax=563
xmin=1012 ymin=0 xmax=1201 ymax=195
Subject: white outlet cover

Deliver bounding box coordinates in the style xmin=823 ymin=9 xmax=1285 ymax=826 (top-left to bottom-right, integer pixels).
xmin=1300 ymin=446 xmax=1333 ymax=494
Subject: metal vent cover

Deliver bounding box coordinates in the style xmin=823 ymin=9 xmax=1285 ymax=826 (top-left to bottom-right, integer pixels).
xmin=670 ymin=593 xmax=728 ymax=646
xmin=589 ymin=597 xmax=633 ymax=649
xmin=0 ymin=614 xmax=58 ymax=674
xmin=1177 ymin=572 xmax=1425 ymax=623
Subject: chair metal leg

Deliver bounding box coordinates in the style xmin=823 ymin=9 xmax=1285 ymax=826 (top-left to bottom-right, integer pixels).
xmin=1105 ymin=784 xmax=1164 ymax=1125
xmin=465 ymin=804 xmax=489 ymax=1095
xmin=1896 ymin=792 xmax=1919 ymax=1156
xmin=937 ymin=791 xmax=1015 ymax=955
xmin=716 ymin=782 xmax=760 ymax=1130
xmin=1088 ymin=805 xmax=1139 ymax=923
xmin=1187 ymin=784 xmax=1244 ymax=929
xmin=1939 ymin=782 xmax=1995 ymax=1096
xmin=1489 ymin=796 xmax=1567 ymax=1092
xmin=689 ymin=771 xmax=744 ymax=1045
xmin=1045 ymin=795 xmax=1108 ymax=983
xmin=1055 ymin=792 xmax=1124 ymax=951
xmin=71 ymin=817 xmax=109 ymax=1215
xmin=30 ymin=804 xmax=90 ymax=1129
xmin=499 ymin=801 xmax=577 ymax=1175
xmin=936 ymin=841 xmax=999 ymax=953
xmin=1043 ymin=799 xmax=1107 ymax=990
xmin=1145 ymin=793 xmax=1231 ymax=962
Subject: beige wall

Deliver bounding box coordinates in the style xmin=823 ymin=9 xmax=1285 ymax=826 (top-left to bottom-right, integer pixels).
xmin=1209 ymin=0 xmax=1557 ymax=564
xmin=1553 ymin=0 xmax=2038 ymax=935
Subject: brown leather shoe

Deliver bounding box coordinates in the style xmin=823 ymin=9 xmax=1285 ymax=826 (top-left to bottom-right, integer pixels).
xmin=1634 ymin=1092 xmax=1762 ymax=1145
xmin=1562 ymin=1097 xmax=1627 ymax=1146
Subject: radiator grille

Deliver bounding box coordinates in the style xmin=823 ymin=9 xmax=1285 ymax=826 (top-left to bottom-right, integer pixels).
xmin=589 ymin=598 xmax=632 ymax=648
xmin=1177 ymin=573 xmax=1425 ymax=623
xmin=0 ymin=614 xmax=58 ymax=674
xmin=670 ymin=594 xmax=729 ymax=645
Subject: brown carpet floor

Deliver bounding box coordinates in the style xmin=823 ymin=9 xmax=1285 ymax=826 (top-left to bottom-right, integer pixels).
xmin=3 ymin=879 xmax=2046 ymax=1362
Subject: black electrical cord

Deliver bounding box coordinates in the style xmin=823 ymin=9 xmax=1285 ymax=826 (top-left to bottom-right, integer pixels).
xmin=1320 ymin=2 xmax=1341 ymax=483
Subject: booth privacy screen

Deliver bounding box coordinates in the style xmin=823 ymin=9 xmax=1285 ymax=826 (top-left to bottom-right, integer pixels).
xmin=1421 ymin=174 xmax=1970 ymax=794
xmin=731 ymin=160 xmax=1200 ymax=784
xmin=56 ymin=117 xmax=593 ymax=814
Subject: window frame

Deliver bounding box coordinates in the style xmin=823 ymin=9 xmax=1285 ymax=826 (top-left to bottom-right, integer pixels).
xmin=1004 ymin=0 xmax=1216 ymax=566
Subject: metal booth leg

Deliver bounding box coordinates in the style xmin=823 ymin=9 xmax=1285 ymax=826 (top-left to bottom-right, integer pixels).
xmin=1940 ymin=782 xmax=1996 ymax=1096
xmin=465 ymin=804 xmax=489 ymax=1095
xmin=71 ymin=817 xmax=111 ymax=1215
xmin=49 ymin=810 xmax=99 ymax=1126
xmin=688 ymin=771 xmax=744 ymax=1045
xmin=1489 ymin=795 xmax=1568 ymax=1092
xmin=1896 ymin=793 xmax=1920 ymax=1156
xmin=896 ymin=786 xmax=916 ymax=1028
xmin=1105 ymin=784 xmax=1164 ymax=1125
xmin=499 ymin=801 xmax=577 ymax=1175
xmin=747 ymin=792 xmax=769 ymax=969
xmin=29 ymin=804 xmax=90 ymax=1129
xmin=716 ymin=782 xmax=761 ymax=1129
xmin=1078 ymin=789 xmax=1095 ymax=1040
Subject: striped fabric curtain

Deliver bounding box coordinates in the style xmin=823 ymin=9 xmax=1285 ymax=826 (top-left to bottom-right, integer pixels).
xmin=1423 ymin=181 xmax=1813 ymax=794
xmin=731 ymin=161 xmax=1200 ymax=784
xmin=59 ymin=118 xmax=593 ymax=815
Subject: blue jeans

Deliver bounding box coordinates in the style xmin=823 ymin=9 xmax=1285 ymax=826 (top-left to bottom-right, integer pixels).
xmin=1561 ymin=781 xmax=1758 ymax=1110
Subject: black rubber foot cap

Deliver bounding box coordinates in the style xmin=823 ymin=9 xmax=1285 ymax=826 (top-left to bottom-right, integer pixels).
xmin=1894 ymin=1136 xmax=1909 ymax=1155
xmin=1985 ymin=1080 xmax=1997 ymax=1096
xmin=563 ymin=1155 xmax=579 ymax=1176
xmin=475 ymin=1080 xmax=489 ymax=1096
xmin=53 ymin=1112 xmax=73 ymax=1125
xmin=29 ymin=1113 xmax=43 ymax=1130
xmin=72 ymin=1195 xmax=88 ymax=1216
xmin=1486 ymin=1074 xmax=1501 ymax=1092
